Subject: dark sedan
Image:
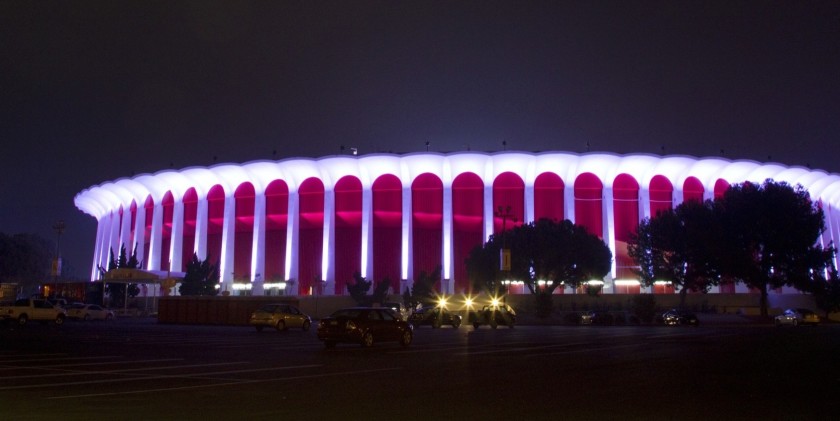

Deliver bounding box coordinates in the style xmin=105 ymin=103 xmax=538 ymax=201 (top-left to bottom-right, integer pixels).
xmin=317 ymin=307 xmax=413 ymax=348
xmin=409 ymin=306 xmax=462 ymax=328
xmin=662 ymin=309 xmax=699 ymax=326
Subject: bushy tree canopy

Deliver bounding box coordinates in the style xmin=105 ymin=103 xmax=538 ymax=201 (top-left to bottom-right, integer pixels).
xmin=629 ymin=200 xmax=722 ymax=306
xmin=629 ymin=179 xmax=835 ymax=317
xmin=0 ymin=232 xmax=52 ymax=289
xmin=178 ymin=253 xmax=220 ymax=296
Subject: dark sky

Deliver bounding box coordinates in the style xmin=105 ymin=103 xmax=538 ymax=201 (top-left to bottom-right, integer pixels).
xmin=2 ymin=1 xmax=839 ymax=278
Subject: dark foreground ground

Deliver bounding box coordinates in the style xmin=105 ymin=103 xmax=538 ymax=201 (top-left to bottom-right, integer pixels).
xmin=1 ymin=316 xmax=837 ymax=421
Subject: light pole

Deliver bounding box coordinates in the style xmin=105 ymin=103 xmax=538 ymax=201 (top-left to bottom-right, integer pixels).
xmin=495 ymin=206 xmax=516 ymax=299
xmin=52 ymin=220 xmax=65 ymax=279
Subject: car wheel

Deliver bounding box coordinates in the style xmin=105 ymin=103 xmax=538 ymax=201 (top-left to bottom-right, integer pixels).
xmin=255 ymin=326 xmax=264 ymax=332
xmin=361 ymin=331 xmax=374 ymax=347
xmin=399 ymin=330 xmax=412 ymax=347
xmin=18 ymin=314 xmax=28 ymax=326
xmin=302 ymin=320 xmax=311 ymax=331
xmin=55 ymin=315 xmax=65 ymax=325
xmin=792 ymin=319 xmax=798 ymax=327
xmin=490 ymin=322 xmax=498 ymax=329
xmin=275 ymin=320 xmax=286 ymax=331
xmin=324 ymin=341 xmax=337 ymax=349
xmin=84 ymin=314 xmax=91 ymax=321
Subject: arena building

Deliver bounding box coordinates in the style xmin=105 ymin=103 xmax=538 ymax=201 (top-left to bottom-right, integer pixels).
xmin=75 ymin=152 xmax=840 ymax=296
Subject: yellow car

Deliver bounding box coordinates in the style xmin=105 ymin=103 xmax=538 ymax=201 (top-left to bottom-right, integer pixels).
xmin=249 ymin=303 xmax=311 ymax=332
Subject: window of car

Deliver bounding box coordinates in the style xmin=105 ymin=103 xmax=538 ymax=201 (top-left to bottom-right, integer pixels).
xmin=367 ymin=310 xmax=382 ymax=321
xmin=381 ymin=310 xmax=396 ymax=321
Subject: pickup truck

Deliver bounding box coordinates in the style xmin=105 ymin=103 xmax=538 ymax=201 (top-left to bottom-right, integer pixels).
xmin=0 ymin=298 xmax=67 ymax=325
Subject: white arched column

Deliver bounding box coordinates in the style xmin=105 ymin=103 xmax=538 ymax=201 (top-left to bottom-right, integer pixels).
xmin=361 ymin=186 xmax=373 ymax=280
xmin=219 ymin=195 xmax=235 ymax=288
xmin=401 ymin=185 xmax=412 ymax=284
xmin=442 ymin=184 xmax=454 ymax=294
xmin=602 ymin=187 xmax=616 ymax=292
xmin=251 ymin=193 xmax=266 ymax=295
xmin=323 ymin=188 xmax=336 ymax=295
xmin=286 ymin=191 xmax=300 ymax=294
xmin=169 ymin=200 xmax=184 ymax=273
xmin=147 ymin=203 xmax=163 ymax=271
xmin=195 ymin=197 xmax=208 ymax=260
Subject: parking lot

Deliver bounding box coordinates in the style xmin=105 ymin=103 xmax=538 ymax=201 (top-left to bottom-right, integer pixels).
xmin=1 ymin=318 xmax=838 ymax=420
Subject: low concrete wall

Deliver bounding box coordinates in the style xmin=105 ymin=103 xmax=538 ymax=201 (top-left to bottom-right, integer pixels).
xmin=158 ymin=292 xmax=820 ymax=325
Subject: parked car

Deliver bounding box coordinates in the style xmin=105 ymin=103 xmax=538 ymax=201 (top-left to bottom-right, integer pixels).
xmin=381 ymin=301 xmax=411 ymax=320
xmin=67 ymin=304 xmax=115 ymax=321
xmin=317 ymin=307 xmax=413 ymax=348
xmin=774 ymin=308 xmax=820 ymax=327
xmin=662 ymin=309 xmax=699 ymax=326
xmin=409 ymin=306 xmax=462 ymax=328
xmin=470 ymin=302 xmax=516 ymax=329
xmin=249 ymin=303 xmax=311 ymax=332
xmin=580 ymin=310 xmax=615 ymax=325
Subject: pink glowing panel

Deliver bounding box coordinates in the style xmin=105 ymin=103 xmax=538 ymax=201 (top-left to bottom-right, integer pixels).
xmin=493 ymin=172 xmax=524 ymax=233
xmin=264 ymin=180 xmax=288 ymax=281
xmin=233 ymin=183 xmax=255 ymax=280
xmin=534 ymin=172 xmax=564 ymax=222
xmin=452 ymin=172 xmax=483 ymax=293
xmin=334 ymin=176 xmax=362 ymax=294
xmin=298 ymin=177 xmax=324 ymax=296
xmin=373 ymin=174 xmax=402 ymax=293
xmin=683 ymin=177 xmax=704 ymax=203
xmin=574 ymin=172 xmax=603 ymax=238
xmin=649 ymin=175 xmax=673 ymax=218
xmin=412 ymin=173 xmax=443 ymax=286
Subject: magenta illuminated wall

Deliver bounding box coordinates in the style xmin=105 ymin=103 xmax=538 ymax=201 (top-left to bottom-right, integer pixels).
xmin=75 ymin=152 xmax=840 ymax=296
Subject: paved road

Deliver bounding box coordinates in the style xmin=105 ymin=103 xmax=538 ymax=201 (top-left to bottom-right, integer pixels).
xmin=1 ymin=318 xmax=838 ymax=420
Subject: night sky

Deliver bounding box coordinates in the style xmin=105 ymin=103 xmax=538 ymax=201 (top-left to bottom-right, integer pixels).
xmin=2 ymin=1 xmax=839 ymax=278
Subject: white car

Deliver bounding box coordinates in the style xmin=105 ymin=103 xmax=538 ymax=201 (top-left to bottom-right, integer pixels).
xmin=67 ymin=304 xmax=115 ymax=321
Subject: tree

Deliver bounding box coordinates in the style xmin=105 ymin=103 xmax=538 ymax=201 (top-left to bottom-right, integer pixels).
xmin=0 ymin=232 xmax=53 ymax=291
xmin=178 ymin=253 xmax=220 ymax=296
xmin=404 ymin=266 xmax=441 ymax=309
xmin=347 ymin=271 xmax=372 ymax=305
xmin=628 ymin=200 xmax=721 ymax=307
xmin=98 ymin=245 xmax=142 ymax=307
xmin=811 ymin=267 xmax=840 ymax=319
xmin=468 ymin=219 xmax=612 ymax=317
xmin=717 ymin=180 xmax=833 ymax=317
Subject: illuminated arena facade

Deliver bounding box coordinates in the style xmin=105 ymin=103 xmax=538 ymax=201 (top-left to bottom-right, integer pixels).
xmin=75 ymin=152 xmax=840 ymax=296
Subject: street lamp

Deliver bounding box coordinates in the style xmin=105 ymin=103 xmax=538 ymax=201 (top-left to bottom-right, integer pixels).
xmin=495 ymin=206 xmax=516 ymax=298
xmin=52 ymin=220 xmax=65 ymax=278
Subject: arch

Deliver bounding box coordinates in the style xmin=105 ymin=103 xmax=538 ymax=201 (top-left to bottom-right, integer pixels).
xmin=373 ymin=174 xmax=402 ymax=293
xmin=714 ymin=178 xmax=730 ymax=199
xmin=264 ymin=180 xmax=288 ymax=282
xmin=613 ymin=174 xmax=640 ymax=285
xmin=649 ymin=175 xmax=673 ymax=217
xmin=205 ymin=185 xmax=226 ymax=267
xmin=493 ymin=172 xmax=525 ymax=233
xmin=143 ymin=195 xmax=154 ymax=266
xmin=412 ymin=173 xmax=443 ymax=287
xmin=181 ymin=188 xmax=198 ymax=271
xmin=452 ymin=172 xmax=484 ymax=292
xmin=683 ymin=177 xmax=704 ymax=203
xmin=334 ymin=176 xmax=363 ymax=294
xmin=127 ymin=200 xmax=137 ymax=253
xmin=534 ymin=172 xmax=564 ymax=222
xmin=298 ymin=177 xmax=324 ymax=296
xmin=160 ymin=192 xmax=174 ymax=271
xmin=574 ymin=173 xmax=603 ymax=238
xmin=233 ymin=182 xmax=255 ymax=282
